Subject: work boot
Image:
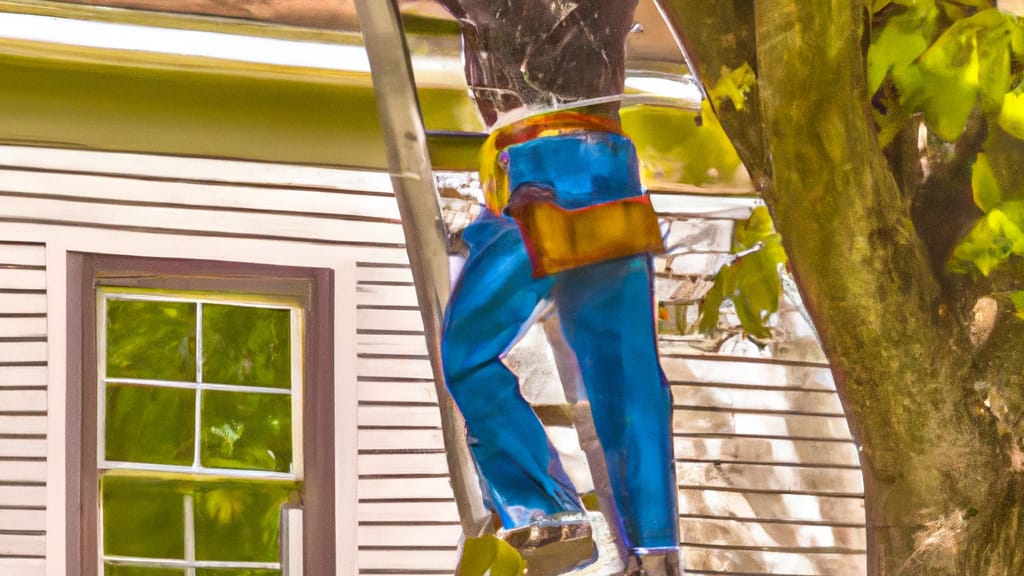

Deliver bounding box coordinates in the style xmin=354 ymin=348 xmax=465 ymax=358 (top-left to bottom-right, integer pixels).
xmin=499 ymin=514 xmax=597 ymax=575
xmin=624 ymin=547 xmax=684 ymax=576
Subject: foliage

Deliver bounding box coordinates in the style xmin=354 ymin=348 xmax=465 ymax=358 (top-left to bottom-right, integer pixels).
xmin=708 ymin=63 xmax=757 ymax=112
xmin=950 ymin=152 xmax=1024 ymax=275
xmin=621 ymin=102 xmax=742 ymax=188
xmin=102 ymin=294 xmax=298 ymax=571
xmin=102 ymin=473 xmax=296 ymax=567
xmin=661 ymin=0 xmax=1024 ymax=573
xmin=1012 ymin=290 xmax=1024 ymax=319
xmin=456 ymin=535 xmax=527 ymax=576
xmin=699 ymin=205 xmax=788 ymax=339
xmin=869 ymin=1 xmax=1024 ymax=280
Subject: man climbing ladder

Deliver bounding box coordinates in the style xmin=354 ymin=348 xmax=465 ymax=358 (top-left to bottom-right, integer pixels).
xmin=437 ymin=2 xmax=684 ymax=574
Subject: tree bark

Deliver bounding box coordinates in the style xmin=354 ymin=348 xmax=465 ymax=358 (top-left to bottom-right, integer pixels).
xmin=660 ymin=1 xmax=1024 ymax=574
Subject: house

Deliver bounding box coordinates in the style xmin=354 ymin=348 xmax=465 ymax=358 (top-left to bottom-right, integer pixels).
xmin=0 ymin=1 xmax=866 ymax=574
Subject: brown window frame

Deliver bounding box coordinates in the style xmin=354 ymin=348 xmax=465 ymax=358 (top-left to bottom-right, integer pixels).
xmin=66 ymin=253 xmax=335 ymax=576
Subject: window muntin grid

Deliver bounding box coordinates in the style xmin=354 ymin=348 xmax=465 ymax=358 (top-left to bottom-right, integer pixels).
xmin=97 ymin=289 xmax=304 ymax=575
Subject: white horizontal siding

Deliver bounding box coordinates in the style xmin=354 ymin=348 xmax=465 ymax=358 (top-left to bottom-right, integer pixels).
xmin=0 ymin=145 xmax=392 ymax=193
xmin=0 ymin=438 xmax=47 ymax=458
xmin=356 ymin=308 xmax=424 ymax=333
xmin=359 ymin=549 xmax=459 ymax=572
xmin=358 ymin=524 xmax=462 ymax=547
xmin=0 ymin=241 xmax=49 ymax=572
xmin=679 ymin=488 xmax=865 ymax=525
xmin=0 ymin=509 xmax=46 ymax=532
xmin=0 ymin=294 xmax=46 ymax=315
xmin=355 ymin=264 xmax=414 ymax=284
xmin=359 ymin=453 xmax=449 ymax=476
xmin=0 ymin=269 xmax=46 ymax=291
xmin=359 ymin=428 xmax=445 ymax=451
xmin=0 ymin=486 xmax=46 ymax=508
xmin=0 ymin=390 xmax=46 ymax=412
xmin=0 ymin=341 xmax=47 ymax=364
xmin=0 ymin=243 xmax=45 ymax=267
xmin=661 ymin=356 xmax=836 ymax=390
xmin=358 ymin=405 xmax=441 ymax=429
xmin=0 ymin=558 xmax=45 ymax=576
xmin=356 ymin=334 xmax=429 ymax=357
xmin=0 ymin=417 xmax=47 ymax=436
xmin=673 ymin=437 xmax=860 ymax=467
xmin=685 ymin=547 xmax=866 ymax=575
xmin=0 ymin=459 xmax=47 ymax=482
xmin=678 ymin=517 xmax=865 ymax=550
xmin=0 ymin=317 xmax=47 ymax=339
xmin=0 ymin=535 xmax=45 ymax=557
xmin=0 ymin=145 xmax=866 ymax=575
xmin=673 ymin=410 xmax=853 ymax=440
xmin=0 ymin=168 xmax=402 ymax=221
xmin=0 ymin=366 xmax=48 ymax=388
xmin=0 ymin=196 xmax=406 ymax=246
xmin=672 ymin=384 xmax=846 ymax=415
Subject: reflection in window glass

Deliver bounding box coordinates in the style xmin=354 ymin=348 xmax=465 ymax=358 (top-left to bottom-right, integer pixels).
xmin=106 ymin=299 xmax=196 ymax=381
xmin=100 ymin=291 xmax=300 ymax=574
xmin=102 ymin=476 xmax=185 ymax=559
xmin=201 ymin=390 xmax=291 ymax=473
xmin=203 ymin=304 xmax=291 ymax=388
xmin=106 ymin=385 xmax=196 ymax=465
xmin=194 ymin=482 xmax=295 ymax=562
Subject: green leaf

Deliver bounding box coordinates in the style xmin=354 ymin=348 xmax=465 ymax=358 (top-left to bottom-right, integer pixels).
xmin=1010 ymin=291 xmax=1024 ymax=321
xmin=733 ymin=204 xmax=776 ymax=250
xmin=898 ymin=19 xmax=980 ymax=141
xmin=972 ymin=152 xmax=1002 ymax=211
xmin=731 ymin=235 xmax=788 ymax=340
xmin=699 ymin=206 xmax=788 ymax=338
xmin=998 ymin=89 xmax=1024 ymax=139
xmin=458 ymin=536 xmax=526 ymax=576
xmin=1010 ymin=18 xmax=1024 ymax=56
xmin=975 ymin=12 xmax=1013 ymax=112
xmin=709 ymin=63 xmax=756 ymax=112
xmin=868 ymin=4 xmax=938 ymax=94
xmin=698 ymin=266 xmax=731 ymax=334
xmin=950 ymin=201 xmax=1024 ymax=274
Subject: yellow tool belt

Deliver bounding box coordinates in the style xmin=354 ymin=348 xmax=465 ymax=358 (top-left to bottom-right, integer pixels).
xmin=480 ymin=111 xmax=664 ymax=277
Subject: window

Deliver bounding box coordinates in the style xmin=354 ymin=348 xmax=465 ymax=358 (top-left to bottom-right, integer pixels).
xmin=68 ymin=255 xmax=335 ymax=576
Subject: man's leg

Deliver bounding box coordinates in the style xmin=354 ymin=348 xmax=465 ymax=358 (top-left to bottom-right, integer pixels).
xmin=553 ymin=255 xmax=680 ymax=554
xmin=442 ymin=209 xmax=584 ymax=529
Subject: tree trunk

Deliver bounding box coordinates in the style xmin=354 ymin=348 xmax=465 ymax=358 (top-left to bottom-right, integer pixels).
xmin=660 ymin=1 xmax=1024 ymax=574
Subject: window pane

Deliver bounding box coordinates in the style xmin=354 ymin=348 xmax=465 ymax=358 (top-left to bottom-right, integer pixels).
xmin=106 ymin=566 xmax=184 ymax=576
xmin=194 ymin=481 xmax=295 ymax=563
xmin=200 ymin=391 xmax=291 ymax=473
xmin=102 ymin=476 xmax=185 ymax=559
xmin=202 ymin=304 xmax=291 ymax=388
xmin=106 ymin=384 xmax=196 ymax=466
xmin=107 ymin=299 xmax=196 ymax=381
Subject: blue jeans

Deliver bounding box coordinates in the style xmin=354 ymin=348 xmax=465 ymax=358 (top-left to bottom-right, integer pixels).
xmin=441 ymin=132 xmax=679 ymax=550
